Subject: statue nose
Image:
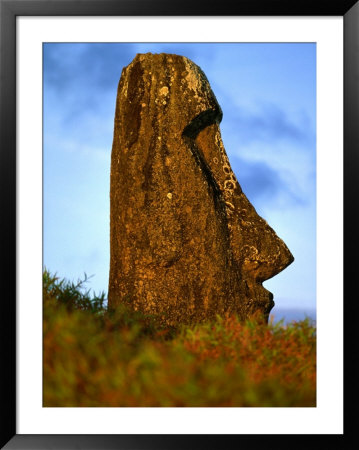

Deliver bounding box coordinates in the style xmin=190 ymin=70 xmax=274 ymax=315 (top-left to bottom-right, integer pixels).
xmin=241 ymin=219 xmax=294 ymax=283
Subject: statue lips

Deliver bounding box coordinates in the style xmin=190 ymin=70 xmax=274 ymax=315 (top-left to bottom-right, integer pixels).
xmin=109 ymin=53 xmax=294 ymax=325
xmin=260 ymin=287 xmax=275 ymax=322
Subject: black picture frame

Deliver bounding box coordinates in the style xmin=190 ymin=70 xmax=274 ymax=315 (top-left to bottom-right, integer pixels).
xmin=1 ymin=1 xmax=357 ymax=448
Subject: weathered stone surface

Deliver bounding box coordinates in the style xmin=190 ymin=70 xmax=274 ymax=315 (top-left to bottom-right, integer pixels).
xmin=109 ymin=53 xmax=294 ymax=326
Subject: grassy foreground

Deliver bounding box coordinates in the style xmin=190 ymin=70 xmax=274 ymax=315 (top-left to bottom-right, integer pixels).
xmin=43 ymin=270 xmax=316 ymax=407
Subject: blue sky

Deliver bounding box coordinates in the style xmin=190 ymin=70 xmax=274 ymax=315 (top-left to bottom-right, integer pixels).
xmin=43 ymin=43 xmax=316 ymax=316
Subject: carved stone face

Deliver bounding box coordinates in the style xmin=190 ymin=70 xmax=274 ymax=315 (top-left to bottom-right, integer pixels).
xmin=109 ymin=53 xmax=294 ymax=325
xmin=195 ymin=124 xmax=294 ymax=320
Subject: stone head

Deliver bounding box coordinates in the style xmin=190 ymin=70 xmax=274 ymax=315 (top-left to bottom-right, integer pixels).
xmin=109 ymin=53 xmax=294 ymax=325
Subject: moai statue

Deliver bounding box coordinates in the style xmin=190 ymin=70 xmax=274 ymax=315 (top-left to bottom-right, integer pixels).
xmin=109 ymin=53 xmax=294 ymax=326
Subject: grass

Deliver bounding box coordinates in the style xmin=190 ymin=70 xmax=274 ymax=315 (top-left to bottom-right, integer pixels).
xmin=43 ymin=270 xmax=316 ymax=407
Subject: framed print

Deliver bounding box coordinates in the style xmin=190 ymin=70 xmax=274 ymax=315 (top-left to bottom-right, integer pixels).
xmin=1 ymin=0 xmax=357 ymax=448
